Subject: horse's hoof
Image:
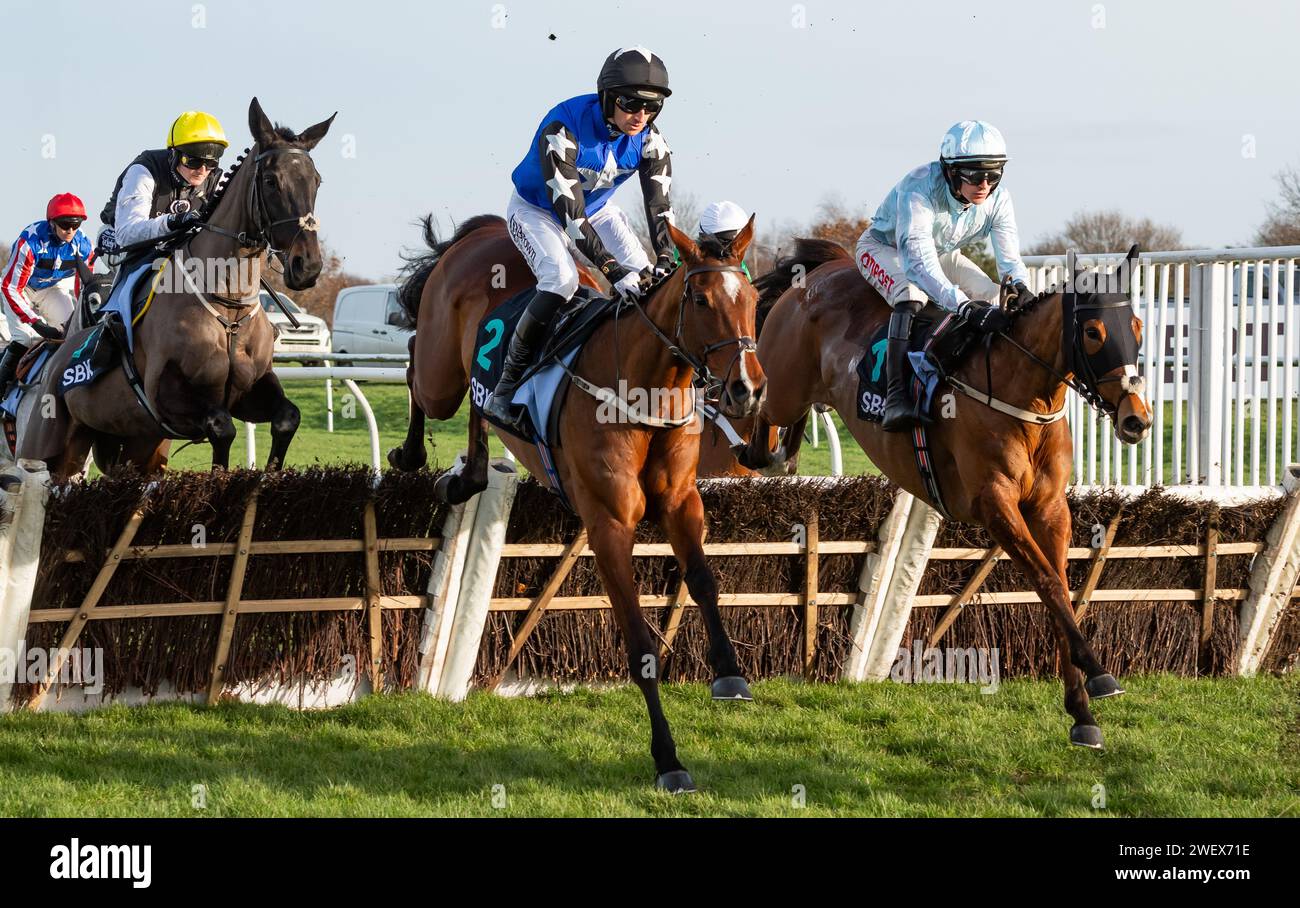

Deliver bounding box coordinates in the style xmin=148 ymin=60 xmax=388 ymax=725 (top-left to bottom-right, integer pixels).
xmin=1070 ymin=724 xmax=1105 ymax=749
xmin=655 ymin=770 xmax=697 ymax=794
xmin=711 ymin=676 xmax=753 ymax=701
xmin=387 ymin=445 xmax=424 ymax=472
xmin=1086 ymin=673 xmax=1125 ymax=699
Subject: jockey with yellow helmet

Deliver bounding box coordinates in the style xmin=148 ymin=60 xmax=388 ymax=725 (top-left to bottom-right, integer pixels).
xmin=98 ymin=110 xmax=228 ymax=254
xmin=855 ymin=120 xmax=1031 ymax=431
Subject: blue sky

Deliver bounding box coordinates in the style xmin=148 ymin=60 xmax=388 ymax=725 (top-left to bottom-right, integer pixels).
xmin=4 ymin=0 xmax=1299 ymax=276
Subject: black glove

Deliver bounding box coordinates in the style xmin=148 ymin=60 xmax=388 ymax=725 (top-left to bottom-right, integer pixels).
xmin=959 ymin=299 xmax=1012 ymax=335
xmin=96 ymin=227 xmax=120 ymax=257
xmin=1011 ymin=280 xmax=1035 ymax=308
xmin=638 ymin=266 xmax=657 ymax=291
xmin=167 ymin=210 xmax=203 ymax=232
xmin=652 ymin=254 xmax=674 ymax=280
xmin=32 ymin=320 xmax=64 ymax=341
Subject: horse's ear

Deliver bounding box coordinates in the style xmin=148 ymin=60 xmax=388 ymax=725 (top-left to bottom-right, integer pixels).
xmin=668 ymin=220 xmax=700 ymax=264
xmin=248 ymin=98 xmax=276 ymax=147
xmin=297 ymin=112 xmax=337 ymax=151
xmin=731 ymin=214 xmax=756 ymax=261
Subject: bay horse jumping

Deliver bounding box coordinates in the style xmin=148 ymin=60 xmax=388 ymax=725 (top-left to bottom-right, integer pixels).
xmin=17 ymin=98 xmax=334 ymax=479
xmin=740 ymin=238 xmax=1152 ymax=749
xmin=389 ymin=213 xmax=765 ymax=791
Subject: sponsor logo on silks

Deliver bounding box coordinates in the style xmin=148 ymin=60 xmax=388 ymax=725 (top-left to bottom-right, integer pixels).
xmin=169 ymin=199 xmax=192 ymax=215
xmin=508 ymin=215 xmax=538 ymax=263
xmin=859 ymin=251 xmax=896 ymax=294
xmin=61 ymin=362 xmax=95 ymax=389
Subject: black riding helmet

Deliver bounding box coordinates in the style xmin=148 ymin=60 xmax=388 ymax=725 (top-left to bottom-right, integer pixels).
xmin=597 ymin=46 xmax=671 ymax=124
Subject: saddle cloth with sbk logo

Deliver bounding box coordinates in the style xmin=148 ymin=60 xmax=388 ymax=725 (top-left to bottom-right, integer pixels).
xmin=855 ymin=301 xmax=983 ymax=421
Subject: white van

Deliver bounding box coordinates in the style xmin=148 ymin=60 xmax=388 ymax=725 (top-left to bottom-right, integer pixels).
xmin=260 ymin=290 xmax=331 ymax=357
xmin=331 ymin=283 xmax=413 ymax=357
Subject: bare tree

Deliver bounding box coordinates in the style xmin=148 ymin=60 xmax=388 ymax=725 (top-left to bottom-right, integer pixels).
xmin=1024 ymin=209 xmax=1184 ymax=254
xmin=1254 ymin=164 xmax=1300 ymax=246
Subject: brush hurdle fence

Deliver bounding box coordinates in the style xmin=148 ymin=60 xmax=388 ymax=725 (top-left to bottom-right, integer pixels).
xmin=1 ymin=456 xmax=1296 ymax=712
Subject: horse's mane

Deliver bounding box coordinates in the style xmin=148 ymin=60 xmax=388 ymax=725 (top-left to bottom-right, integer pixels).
xmin=752 ymin=237 xmax=851 ymax=319
xmin=396 ymin=213 xmax=507 ymax=325
xmin=198 ymin=146 xmax=252 ymax=219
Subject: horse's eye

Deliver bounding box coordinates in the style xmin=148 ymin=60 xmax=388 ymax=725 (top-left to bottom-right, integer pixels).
xmin=693 ymin=293 xmax=709 ymax=307
xmin=1086 ymin=326 xmax=1102 ymax=341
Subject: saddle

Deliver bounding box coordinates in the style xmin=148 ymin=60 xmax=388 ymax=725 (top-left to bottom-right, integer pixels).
xmin=856 ymin=300 xmax=985 ymax=422
xmin=470 ymin=285 xmax=625 ymax=445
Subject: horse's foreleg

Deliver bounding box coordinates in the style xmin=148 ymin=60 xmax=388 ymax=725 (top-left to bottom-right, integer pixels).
xmin=980 ymin=481 xmax=1118 ymax=747
xmin=230 ymin=372 xmax=300 ymax=470
xmin=585 ymin=511 xmax=692 ymax=792
xmin=434 ymin=412 xmax=489 ymax=504
xmin=202 ymin=407 xmax=237 ymax=470
xmin=658 ymin=487 xmax=750 ymax=700
xmin=1022 ymin=495 xmax=1114 ymax=748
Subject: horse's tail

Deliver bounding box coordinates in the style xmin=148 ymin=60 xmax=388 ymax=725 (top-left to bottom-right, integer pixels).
xmin=396 ymin=213 xmax=507 ymax=325
xmin=753 ymin=237 xmax=852 ymax=318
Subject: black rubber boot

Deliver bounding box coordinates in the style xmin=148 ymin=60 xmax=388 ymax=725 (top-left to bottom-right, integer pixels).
xmin=881 ymin=307 xmax=917 ymax=432
xmin=0 ymin=341 xmax=30 ymax=398
xmin=484 ymin=289 xmax=567 ymax=427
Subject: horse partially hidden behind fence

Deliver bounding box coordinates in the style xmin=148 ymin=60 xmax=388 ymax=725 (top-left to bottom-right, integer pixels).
xmin=388 ymin=213 xmax=765 ymax=792
xmin=16 ymin=98 xmax=334 ymax=479
xmin=740 ymin=238 xmax=1152 ymax=749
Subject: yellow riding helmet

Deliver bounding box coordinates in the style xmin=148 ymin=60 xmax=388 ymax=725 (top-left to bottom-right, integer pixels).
xmin=166 ymin=111 xmax=229 ymax=150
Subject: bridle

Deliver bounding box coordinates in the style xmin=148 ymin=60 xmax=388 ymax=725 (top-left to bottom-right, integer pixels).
xmin=629 ymin=262 xmax=757 ymax=404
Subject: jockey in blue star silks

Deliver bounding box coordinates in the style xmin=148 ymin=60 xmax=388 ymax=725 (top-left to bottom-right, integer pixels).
xmin=855 ymin=120 xmax=1032 ymax=432
xmin=0 ymin=193 xmax=95 ymax=394
xmin=485 ymin=45 xmax=675 ymax=426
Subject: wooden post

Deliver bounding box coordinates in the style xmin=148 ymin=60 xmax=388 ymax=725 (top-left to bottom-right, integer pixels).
xmin=206 ymin=492 xmax=259 ymax=705
xmin=657 ymin=578 xmax=691 ymax=669
xmin=928 ymin=545 xmax=1002 ymax=647
xmin=487 ymin=528 xmax=588 ymax=692
xmin=28 ymin=508 xmax=146 ymax=709
xmin=1074 ymin=506 xmax=1125 ymax=622
xmin=1199 ymin=507 xmax=1220 ymax=673
xmin=363 ymin=501 xmax=384 ymax=694
xmin=803 ymin=510 xmax=819 ymax=679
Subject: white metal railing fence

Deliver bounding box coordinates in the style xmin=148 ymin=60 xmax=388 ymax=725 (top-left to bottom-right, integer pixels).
xmin=1024 ymin=246 xmax=1300 ymax=489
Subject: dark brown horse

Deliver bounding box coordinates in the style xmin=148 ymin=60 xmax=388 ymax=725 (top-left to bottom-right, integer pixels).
xmin=741 ymin=238 xmax=1152 ymax=749
xmin=389 ymin=214 xmax=766 ymax=791
xmin=17 ymin=98 xmax=334 ymax=479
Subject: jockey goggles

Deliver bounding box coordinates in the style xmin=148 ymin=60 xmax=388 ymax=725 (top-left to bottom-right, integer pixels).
xmin=614 ymin=94 xmax=663 ymax=115
xmin=51 ymin=217 xmax=85 ymax=230
xmin=954 ymin=165 xmax=1003 ymax=187
xmin=178 ymin=151 xmax=221 ymax=171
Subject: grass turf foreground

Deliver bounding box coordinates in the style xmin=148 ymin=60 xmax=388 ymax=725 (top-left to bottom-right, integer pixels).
xmin=0 ymin=676 xmax=1296 ymax=818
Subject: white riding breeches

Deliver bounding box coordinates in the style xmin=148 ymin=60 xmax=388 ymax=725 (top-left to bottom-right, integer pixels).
xmin=855 ymin=230 xmax=998 ymax=311
xmin=4 ymin=278 xmax=76 ymax=344
xmin=505 ymin=191 xmax=651 ymax=298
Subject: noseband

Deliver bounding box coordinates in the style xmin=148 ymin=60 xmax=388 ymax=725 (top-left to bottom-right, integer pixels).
xmin=631 ymin=263 xmax=756 ymax=403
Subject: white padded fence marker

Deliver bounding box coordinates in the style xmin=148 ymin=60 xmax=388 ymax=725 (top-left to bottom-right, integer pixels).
xmin=1237 ymin=466 xmax=1300 ymax=676
xmin=862 ymin=500 xmax=943 ymax=681
xmin=0 ymin=460 xmax=51 ymax=711
xmin=844 ymin=490 xmax=914 ymax=681
xmin=436 ymin=459 xmax=518 ymax=701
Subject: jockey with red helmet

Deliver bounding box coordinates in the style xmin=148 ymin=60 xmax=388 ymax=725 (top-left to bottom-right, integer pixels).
xmin=0 ymin=193 xmax=95 ymax=393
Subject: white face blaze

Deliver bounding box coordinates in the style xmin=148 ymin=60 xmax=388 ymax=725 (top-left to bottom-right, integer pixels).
xmin=720 ymin=270 xmax=742 ymax=304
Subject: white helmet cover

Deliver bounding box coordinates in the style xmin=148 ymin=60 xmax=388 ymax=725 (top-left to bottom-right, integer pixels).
xmin=939 ymin=120 xmax=1008 ymax=164
xmin=698 ymin=200 xmax=749 ymax=237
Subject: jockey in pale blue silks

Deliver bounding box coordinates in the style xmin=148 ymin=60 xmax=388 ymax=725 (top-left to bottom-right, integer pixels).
xmin=855 ymin=120 xmax=1032 ymax=431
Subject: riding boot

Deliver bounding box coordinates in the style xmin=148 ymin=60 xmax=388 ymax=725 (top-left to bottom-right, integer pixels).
xmin=0 ymin=341 xmax=30 ymax=399
xmin=881 ymin=307 xmax=917 ymax=432
xmin=484 ymin=289 xmax=567 ymax=426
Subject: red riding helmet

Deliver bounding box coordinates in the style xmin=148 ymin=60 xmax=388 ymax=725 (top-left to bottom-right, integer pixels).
xmin=46 ymin=193 xmax=87 ymax=222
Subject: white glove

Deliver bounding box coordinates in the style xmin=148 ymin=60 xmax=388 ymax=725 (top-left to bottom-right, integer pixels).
xmin=613 ymin=271 xmax=643 ymax=300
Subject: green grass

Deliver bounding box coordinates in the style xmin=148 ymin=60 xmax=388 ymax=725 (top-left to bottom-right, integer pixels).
xmin=161 ymin=378 xmax=873 ymax=477
xmin=1 ymin=676 xmax=1295 ymax=817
